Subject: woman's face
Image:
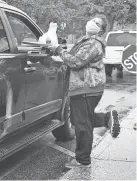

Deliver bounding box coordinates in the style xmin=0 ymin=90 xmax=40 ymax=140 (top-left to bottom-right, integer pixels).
xmin=91 ymin=17 xmax=103 ymax=31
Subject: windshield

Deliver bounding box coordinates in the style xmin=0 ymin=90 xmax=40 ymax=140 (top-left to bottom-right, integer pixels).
xmin=107 ymin=33 xmax=136 ymax=46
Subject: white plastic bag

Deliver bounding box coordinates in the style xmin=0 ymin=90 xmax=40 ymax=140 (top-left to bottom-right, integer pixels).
xmin=38 ymin=22 xmax=58 ymax=45
xmin=39 ymin=22 xmax=64 ymax=63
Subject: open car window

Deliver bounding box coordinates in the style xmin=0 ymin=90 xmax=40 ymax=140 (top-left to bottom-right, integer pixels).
xmin=5 ymin=12 xmax=40 ymax=46
xmin=0 ymin=19 xmax=10 ymax=53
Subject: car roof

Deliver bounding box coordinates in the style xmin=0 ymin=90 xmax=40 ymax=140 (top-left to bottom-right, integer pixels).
xmin=107 ymin=30 xmax=137 ymax=34
xmin=0 ymin=0 xmax=27 ymax=15
xmin=0 ymin=0 xmax=44 ymax=35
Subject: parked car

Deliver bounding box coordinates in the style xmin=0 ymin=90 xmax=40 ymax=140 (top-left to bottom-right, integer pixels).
xmin=0 ymin=0 xmax=74 ymax=161
xmin=103 ymin=30 xmax=137 ymax=77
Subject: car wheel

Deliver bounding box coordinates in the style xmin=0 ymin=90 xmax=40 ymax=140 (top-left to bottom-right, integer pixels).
xmin=116 ymin=65 xmax=123 ymax=78
xmin=117 ymin=70 xmax=123 ymax=78
xmin=52 ymin=97 xmax=75 ymax=141
xmin=105 ymin=64 xmax=113 ymax=77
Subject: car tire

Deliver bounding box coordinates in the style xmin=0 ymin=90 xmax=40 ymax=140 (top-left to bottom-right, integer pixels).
xmin=105 ymin=64 xmax=113 ymax=77
xmin=52 ymin=97 xmax=75 ymax=141
xmin=116 ymin=65 xmax=123 ymax=78
xmin=117 ymin=70 xmax=123 ymax=78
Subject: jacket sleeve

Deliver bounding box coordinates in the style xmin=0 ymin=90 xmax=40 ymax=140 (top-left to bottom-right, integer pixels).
xmin=56 ymin=40 xmax=99 ymax=70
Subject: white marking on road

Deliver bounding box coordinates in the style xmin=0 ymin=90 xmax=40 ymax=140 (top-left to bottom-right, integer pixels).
xmin=46 ymin=142 xmax=75 ymax=158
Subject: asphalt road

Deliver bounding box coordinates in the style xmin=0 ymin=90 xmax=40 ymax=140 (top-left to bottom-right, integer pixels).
xmin=0 ymin=70 xmax=136 ymax=180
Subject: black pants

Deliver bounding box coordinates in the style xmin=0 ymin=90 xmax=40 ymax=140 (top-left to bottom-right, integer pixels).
xmin=70 ymin=94 xmax=106 ymax=165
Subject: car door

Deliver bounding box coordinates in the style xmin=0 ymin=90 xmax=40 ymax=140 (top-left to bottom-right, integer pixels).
xmin=0 ymin=9 xmax=26 ymax=136
xmin=4 ymin=10 xmax=65 ymax=124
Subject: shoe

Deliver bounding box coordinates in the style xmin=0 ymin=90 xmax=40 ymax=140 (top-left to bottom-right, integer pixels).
xmin=65 ymin=158 xmax=91 ymax=168
xmin=105 ymin=110 xmax=120 ymax=138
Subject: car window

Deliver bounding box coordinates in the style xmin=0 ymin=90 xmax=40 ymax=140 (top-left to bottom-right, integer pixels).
xmin=0 ymin=19 xmax=10 ymax=53
xmin=6 ymin=12 xmax=39 ymax=45
xmin=107 ymin=33 xmax=136 ymax=46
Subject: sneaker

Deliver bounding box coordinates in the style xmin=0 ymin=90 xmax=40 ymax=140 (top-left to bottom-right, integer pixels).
xmin=65 ymin=158 xmax=91 ymax=168
xmin=105 ymin=110 xmax=120 ymax=138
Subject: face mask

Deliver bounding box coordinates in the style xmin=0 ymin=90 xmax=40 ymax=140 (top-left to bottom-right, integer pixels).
xmin=86 ymin=20 xmax=100 ymax=35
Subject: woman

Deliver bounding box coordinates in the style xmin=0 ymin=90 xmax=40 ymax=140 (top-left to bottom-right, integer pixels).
xmin=48 ymin=17 xmax=120 ymax=168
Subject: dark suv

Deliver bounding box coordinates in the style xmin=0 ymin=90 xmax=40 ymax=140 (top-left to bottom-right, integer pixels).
xmin=0 ymin=1 xmax=74 ymax=161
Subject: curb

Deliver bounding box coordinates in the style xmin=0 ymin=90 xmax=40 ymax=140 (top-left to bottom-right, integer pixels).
xmin=60 ymin=107 xmax=137 ymax=179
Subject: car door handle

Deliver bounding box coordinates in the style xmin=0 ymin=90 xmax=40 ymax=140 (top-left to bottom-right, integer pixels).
xmin=24 ymin=67 xmax=36 ymax=73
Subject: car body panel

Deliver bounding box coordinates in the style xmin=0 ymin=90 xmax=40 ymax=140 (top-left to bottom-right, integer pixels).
xmin=24 ymin=57 xmax=65 ymax=123
xmin=0 ymin=9 xmax=26 ymax=135
xmin=0 ymin=54 xmax=26 ymax=136
xmin=24 ymin=99 xmax=62 ymax=124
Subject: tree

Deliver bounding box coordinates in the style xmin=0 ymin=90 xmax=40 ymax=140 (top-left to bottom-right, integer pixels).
xmin=67 ymin=0 xmax=136 ymax=33
xmin=5 ymin=0 xmax=136 ymax=37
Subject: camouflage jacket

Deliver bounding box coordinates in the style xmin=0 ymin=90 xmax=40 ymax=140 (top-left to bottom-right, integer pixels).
xmin=57 ymin=35 xmax=106 ymax=95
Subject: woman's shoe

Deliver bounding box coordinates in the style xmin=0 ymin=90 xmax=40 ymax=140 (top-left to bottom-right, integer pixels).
xmin=65 ymin=158 xmax=91 ymax=168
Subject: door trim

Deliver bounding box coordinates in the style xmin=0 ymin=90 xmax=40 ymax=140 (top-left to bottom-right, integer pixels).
xmin=24 ymin=99 xmax=62 ymax=123
xmin=0 ymin=99 xmax=62 ymax=135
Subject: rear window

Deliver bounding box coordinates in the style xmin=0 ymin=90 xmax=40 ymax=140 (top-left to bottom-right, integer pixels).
xmin=106 ymin=33 xmax=136 ymax=46
xmin=0 ymin=19 xmax=9 ymax=53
